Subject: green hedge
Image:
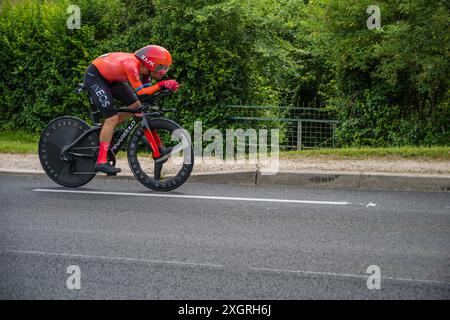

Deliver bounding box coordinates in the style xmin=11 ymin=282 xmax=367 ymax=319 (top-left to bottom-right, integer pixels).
xmin=0 ymin=0 xmax=291 ymax=134
xmin=0 ymin=0 xmax=448 ymax=147
xmin=0 ymin=0 xmax=126 ymax=131
xmin=316 ymin=0 xmax=450 ymax=146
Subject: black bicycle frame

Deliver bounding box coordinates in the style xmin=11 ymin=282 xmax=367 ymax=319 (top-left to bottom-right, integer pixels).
xmin=110 ymin=118 xmax=139 ymax=154
xmin=63 ymin=118 xmax=142 ymax=160
xmin=64 ymin=86 xmax=173 ymax=170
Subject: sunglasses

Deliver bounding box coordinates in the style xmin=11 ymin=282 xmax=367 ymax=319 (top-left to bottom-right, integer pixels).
xmin=154 ymin=64 xmax=170 ymax=76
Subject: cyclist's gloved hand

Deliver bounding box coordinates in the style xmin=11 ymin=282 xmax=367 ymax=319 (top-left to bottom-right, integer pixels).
xmin=157 ymin=80 xmax=179 ymax=92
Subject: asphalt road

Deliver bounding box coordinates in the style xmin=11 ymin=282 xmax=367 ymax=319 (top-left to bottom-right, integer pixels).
xmin=0 ymin=173 xmax=449 ymax=299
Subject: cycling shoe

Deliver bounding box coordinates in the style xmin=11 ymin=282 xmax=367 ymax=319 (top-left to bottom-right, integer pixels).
xmin=94 ymin=162 xmax=121 ymax=175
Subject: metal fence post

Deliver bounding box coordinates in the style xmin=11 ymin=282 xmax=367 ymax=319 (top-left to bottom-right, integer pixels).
xmin=332 ymin=123 xmax=336 ymax=148
xmin=297 ymin=120 xmax=302 ymax=150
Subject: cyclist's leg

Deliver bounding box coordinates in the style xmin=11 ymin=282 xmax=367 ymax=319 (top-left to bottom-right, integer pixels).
xmin=110 ymin=82 xmax=141 ymax=123
xmin=84 ymin=64 xmax=117 ymax=117
xmin=83 ymin=64 xmax=120 ymax=174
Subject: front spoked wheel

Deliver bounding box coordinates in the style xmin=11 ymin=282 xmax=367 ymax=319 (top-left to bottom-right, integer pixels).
xmin=127 ymin=119 xmax=194 ymax=191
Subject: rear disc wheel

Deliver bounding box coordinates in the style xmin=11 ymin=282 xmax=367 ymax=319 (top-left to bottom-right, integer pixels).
xmin=38 ymin=116 xmax=97 ymax=187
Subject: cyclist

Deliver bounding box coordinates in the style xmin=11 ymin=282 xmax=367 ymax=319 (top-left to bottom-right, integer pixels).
xmin=83 ymin=45 xmax=180 ymax=174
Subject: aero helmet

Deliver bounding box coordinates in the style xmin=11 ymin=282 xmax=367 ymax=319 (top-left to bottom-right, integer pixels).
xmin=135 ymin=45 xmax=172 ymax=76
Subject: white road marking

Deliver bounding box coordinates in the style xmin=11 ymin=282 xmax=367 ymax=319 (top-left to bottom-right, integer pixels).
xmin=250 ymin=267 xmax=449 ymax=285
xmin=8 ymin=250 xmax=225 ymax=269
xmin=32 ymin=188 xmax=351 ymax=206
xmin=8 ymin=249 xmax=450 ymax=286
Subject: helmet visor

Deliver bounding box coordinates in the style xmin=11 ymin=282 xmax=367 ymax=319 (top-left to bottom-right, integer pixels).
xmin=155 ymin=64 xmax=170 ymax=76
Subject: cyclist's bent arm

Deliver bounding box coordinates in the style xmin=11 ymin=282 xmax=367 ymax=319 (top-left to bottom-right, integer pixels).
xmin=123 ymin=61 xmax=160 ymax=97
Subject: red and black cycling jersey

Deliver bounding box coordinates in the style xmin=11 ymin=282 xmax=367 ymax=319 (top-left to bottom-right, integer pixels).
xmin=92 ymin=52 xmax=160 ymax=96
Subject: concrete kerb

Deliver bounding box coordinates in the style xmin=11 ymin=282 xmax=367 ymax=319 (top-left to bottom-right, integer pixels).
xmin=1 ymin=168 xmax=449 ymax=192
xmin=256 ymin=170 xmax=450 ymax=192
xmin=357 ymin=172 xmax=450 ymax=192
xmin=256 ymin=171 xmax=359 ymax=189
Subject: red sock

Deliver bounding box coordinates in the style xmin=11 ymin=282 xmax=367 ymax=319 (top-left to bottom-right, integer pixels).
xmin=97 ymin=141 xmax=110 ymax=164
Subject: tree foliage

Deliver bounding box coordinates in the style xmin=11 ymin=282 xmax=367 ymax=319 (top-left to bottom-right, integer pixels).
xmin=0 ymin=0 xmax=448 ymax=146
xmin=315 ymin=0 xmax=450 ymax=145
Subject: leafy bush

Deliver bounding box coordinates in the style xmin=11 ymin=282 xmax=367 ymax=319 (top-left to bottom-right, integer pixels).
xmin=316 ymin=0 xmax=450 ymax=146
xmin=0 ymin=0 xmax=125 ymax=131
xmin=0 ymin=0 xmax=448 ymax=147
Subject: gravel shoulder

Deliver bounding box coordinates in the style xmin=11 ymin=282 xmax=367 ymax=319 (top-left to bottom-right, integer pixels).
xmin=1 ymin=153 xmax=449 ymax=176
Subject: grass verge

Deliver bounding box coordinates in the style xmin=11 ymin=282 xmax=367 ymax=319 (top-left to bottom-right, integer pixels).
xmin=0 ymin=131 xmax=39 ymax=154
xmin=0 ymin=131 xmax=449 ymax=159
xmin=281 ymin=146 xmax=450 ymax=160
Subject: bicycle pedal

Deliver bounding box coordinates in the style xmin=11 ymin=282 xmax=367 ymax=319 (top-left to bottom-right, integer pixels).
xmin=107 ymin=172 xmax=117 ymax=177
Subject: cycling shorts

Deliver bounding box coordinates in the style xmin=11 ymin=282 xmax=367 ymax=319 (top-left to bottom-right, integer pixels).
xmin=83 ymin=64 xmax=139 ymax=118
